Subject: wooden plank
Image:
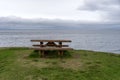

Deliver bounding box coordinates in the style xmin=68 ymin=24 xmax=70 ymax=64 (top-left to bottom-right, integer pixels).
xmin=45 ymin=42 xmax=57 ymax=46
xmin=31 ymin=40 xmax=72 ymax=42
xmin=31 ymin=47 xmax=73 ymax=50
xmin=56 ymin=45 xmax=69 ymax=47
xmin=32 ymin=44 xmax=46 ymax=47
xmin=32 ymin=44 xmax=69 ymax=47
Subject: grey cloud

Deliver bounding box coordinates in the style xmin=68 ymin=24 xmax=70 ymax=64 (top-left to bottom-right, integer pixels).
xmin=79 ymin=0 xmax=120 ymax=11
xmin=0 ymin=16 xmax=120 ymax=30
xmin=0 ymin=16 xmax=81 ymax=29
xmin=78 ymin=0 xmax=120 ymax=22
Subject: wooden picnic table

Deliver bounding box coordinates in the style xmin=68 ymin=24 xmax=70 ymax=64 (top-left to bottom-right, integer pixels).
xmin=31 ymin=40 xmax=73 ymax=57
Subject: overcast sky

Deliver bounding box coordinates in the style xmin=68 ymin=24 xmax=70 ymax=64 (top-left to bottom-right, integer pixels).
xmin=0 ymin=0 xmax=120 ymax=23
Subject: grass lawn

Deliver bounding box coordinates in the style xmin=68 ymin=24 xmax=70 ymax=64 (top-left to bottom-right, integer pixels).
xmin=0 ymin=47 xmax=120 ymax=80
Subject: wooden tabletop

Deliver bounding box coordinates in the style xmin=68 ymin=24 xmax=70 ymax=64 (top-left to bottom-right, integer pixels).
xmin=31 ymin=40 xmax=72 ymax=42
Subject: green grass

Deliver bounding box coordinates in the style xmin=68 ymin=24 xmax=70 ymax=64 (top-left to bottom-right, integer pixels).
xmin=0 ymin=47 xmax=120 ymax=80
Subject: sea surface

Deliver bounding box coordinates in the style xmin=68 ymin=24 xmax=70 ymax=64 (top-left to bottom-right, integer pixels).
xmin=0 ymin=29 xmax=120 ymax=54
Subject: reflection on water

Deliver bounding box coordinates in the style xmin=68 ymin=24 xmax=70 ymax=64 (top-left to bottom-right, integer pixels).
xmin=0 ymin=29 xmax=120 ymax=54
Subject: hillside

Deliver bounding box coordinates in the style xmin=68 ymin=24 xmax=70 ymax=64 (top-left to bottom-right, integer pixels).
xmin=0 ymin=47 xmax=120 ymax=80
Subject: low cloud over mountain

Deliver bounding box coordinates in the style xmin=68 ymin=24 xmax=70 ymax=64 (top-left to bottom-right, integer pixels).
xmin=0 ymin=16 xmax=120 ymax=30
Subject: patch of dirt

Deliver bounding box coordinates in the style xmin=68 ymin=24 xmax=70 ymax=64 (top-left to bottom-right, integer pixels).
xmin=60 ymin=59 xmax=82 ymax=70
xmin=72 ymin=53 xmax=81 ymax=59
xmin=16 ymin=58 xmax=49 ymax=68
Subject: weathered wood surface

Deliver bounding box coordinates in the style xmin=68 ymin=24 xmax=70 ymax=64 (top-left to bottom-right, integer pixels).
xmin=31 ymin=39 xmax=73 ymax=57
xmin=31 ymin=40 xmax=72 ymax=42
xmin=31 ymin=47 xmax=73 ymax=51
xmin=32 ymin=44 xmax=69 ymax=47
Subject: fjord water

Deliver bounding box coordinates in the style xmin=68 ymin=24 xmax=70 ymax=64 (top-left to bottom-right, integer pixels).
xmin=0 ymin=29 xmax=120 ymax=54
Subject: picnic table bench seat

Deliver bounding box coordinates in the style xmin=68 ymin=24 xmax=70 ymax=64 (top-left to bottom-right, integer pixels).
xmin=32 ymin=44 xmax=69 ymax=47
xmin=31 ymin=47 xmax=73 ymax=50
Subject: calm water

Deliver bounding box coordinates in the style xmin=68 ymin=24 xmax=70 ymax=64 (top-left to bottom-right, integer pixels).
xmin=0 ymin=29 xmax=120 ymax=54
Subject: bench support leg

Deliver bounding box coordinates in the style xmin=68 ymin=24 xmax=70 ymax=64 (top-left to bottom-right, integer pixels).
xmin=58 ymin=51 xmax=60 ymax=56
xmin=58 ymin=51 xmax=64 ymax=56
xmin=61 ymin=51 xmax=63 ymax=56
xmin=40 ymin=50 xmax=44 ymax=57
